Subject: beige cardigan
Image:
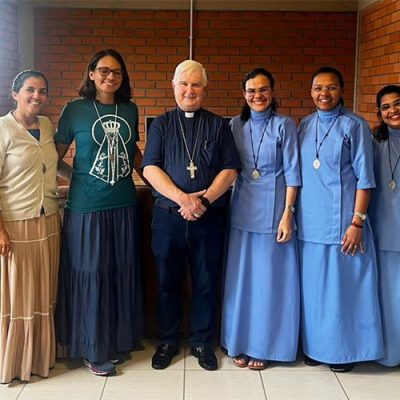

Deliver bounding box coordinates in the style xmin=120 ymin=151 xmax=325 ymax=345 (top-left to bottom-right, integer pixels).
xmin=0 ymin=112 xmax=59 ymax=221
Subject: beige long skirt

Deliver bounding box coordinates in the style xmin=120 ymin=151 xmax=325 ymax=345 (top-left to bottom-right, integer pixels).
xmin=0 ymin=212 xmax=60 ymax=384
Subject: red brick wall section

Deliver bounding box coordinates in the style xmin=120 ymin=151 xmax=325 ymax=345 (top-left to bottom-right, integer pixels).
xmin=0 ymin=1 xmax=18 ymax=116
xmin=34 ymin=9 xmax=357 ymax=165
xmin=357 ymin=0 xmax=400 ymax=126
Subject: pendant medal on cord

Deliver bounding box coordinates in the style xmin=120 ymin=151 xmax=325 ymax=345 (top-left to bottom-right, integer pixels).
xmin=387 ymin=135 xmax=400 ymax=191
xmin=252 ymin=169 xmax=261 ymax=179
xmin=249 ymin=114 xmax=272 ymax=180
xmin=313 ymin=113 xmax=340 ymax=170
xmin=313 ymin=159 xmax=321 ymax=170
xmin=177 ymin=109 xmax=203 ymax=179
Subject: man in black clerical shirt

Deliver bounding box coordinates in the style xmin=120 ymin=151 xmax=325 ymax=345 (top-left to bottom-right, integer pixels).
xmin=142 ymin=60 xmax=240 ymax=371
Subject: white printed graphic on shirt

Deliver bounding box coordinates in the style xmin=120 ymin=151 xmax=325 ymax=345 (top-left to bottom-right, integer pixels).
xmin=89 ymin=114 xmax=131 ymax=185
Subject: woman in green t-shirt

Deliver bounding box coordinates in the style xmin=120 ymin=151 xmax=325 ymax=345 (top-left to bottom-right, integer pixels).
xmin=55 ymin=49 xmax=144 ymax=376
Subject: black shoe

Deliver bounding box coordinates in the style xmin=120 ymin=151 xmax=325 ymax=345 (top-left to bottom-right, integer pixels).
xmin=191 ymin=346 xmax=218 ymax=371
xmin=110 ymin=351 xmax=132 ymax=365
xmin=152 ymin=343 xmax=179 ymax=370
xmin=329 ymin=363 xmax=354 ymax=373
xmin=304 ymin=355 xmax=322 ymax=366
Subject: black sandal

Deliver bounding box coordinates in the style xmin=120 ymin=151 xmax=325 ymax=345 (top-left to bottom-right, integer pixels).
xmin=329 ymin=363 xmax=354 ymax=373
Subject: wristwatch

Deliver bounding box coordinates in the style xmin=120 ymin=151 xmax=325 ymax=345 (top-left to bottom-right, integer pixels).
xmin=354 ymin=211 xmax=367 ymax=221
xmin=287 ymin=205 xmax=295 ymax=214
xmin=200 ymin=195 xmax=210 ymax=208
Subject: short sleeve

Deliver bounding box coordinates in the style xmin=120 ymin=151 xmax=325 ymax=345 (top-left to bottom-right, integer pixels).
xmin=129 ymin=102 xmax=140 ymax=143
xmin=141 ymin=115 xmax=164 ymax=168
xmin=218 ymin=118 xmax=241 ymax=170
xmin=348 ymin=117 xmax=375 ymax=189
xmin=55 ymin=103 xmax=75 ymax=145
xmin=281 ymin=117 xmax=301 ymax=187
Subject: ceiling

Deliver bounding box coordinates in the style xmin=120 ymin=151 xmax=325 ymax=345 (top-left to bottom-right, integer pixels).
xmin=12 ymin=0 xmax=377 ymax=12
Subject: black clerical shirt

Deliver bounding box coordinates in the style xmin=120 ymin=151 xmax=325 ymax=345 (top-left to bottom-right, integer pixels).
xmin=142 ymin=107 xmax=240 ymax=207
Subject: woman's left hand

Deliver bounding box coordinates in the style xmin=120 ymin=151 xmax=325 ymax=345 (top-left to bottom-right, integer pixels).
xmin=276 ymin=214 xmax=293 ymax=243
xmin=341 ymin=224 xmax=364 ymax=256
xmin=0 ymin=227 xmax=11 ymax=256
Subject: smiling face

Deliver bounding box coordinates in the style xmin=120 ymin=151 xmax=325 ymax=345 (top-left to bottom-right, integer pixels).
xmin=11 ymin=76 xmax=48 ymax=117
xmin=311 ymin=72 xmax=343 ymax=111
xmin=89 ymin=55 xmax=123 ymax=102
xmin=379 ymin=92 xmax=400 ymax=130
xmin=172 ymin=68 xmax=206 ymax=112
xmin=243 ymin=74 xmax=273 ymax=112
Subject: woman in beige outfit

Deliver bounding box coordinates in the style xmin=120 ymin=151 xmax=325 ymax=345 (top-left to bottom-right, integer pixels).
xmin=0 ymin=70 xmax=60 ymax=384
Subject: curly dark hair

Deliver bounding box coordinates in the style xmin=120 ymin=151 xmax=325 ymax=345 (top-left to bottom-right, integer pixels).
xmin=373 ymin=85 xmax=400 ymax=142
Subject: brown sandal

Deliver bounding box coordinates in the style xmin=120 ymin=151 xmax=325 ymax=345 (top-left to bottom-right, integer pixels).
xmin=248 ymin=358 xmax=268 ymax=370
xmin=232 ymin=354 xmax=250 ymax=367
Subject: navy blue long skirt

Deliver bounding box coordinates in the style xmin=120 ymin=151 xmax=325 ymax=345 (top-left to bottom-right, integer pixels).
xmin=55 ymin=206 xmax=143 ymax=362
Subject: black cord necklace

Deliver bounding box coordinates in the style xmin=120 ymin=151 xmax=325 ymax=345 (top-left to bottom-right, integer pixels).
xmin=387 ymin=134 xmax=400 ymax=190
xmin=249 ymin=113 xmax=273 ymax=179
xmin=313 ymin=112 xmax=341 ymax=170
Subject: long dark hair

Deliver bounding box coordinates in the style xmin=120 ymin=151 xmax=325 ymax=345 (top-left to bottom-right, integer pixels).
xmin=240 ymin=68 xmax=279 ymax=121
xmin=373 ymin=84 xmax=400 ymax=142
xmin=79 ymin=49 xmax=132 ymax=103
xmin=311 ymin=66 xmax=344 ymax=106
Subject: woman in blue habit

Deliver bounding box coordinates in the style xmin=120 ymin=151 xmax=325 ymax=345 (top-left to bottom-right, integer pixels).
xmin=221 ymin=68 xmax=301 ymax=370
xmin=369 ymin=84 xmax=400 ymax=367
xmin=297 ymin=66 xmax=383 ymax=373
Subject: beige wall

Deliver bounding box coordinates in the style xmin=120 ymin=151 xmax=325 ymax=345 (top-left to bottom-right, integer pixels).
xmin=358 ymin=0 xmax=379 ymax=9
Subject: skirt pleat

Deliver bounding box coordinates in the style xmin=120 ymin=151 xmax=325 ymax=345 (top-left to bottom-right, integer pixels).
xmin=55 ymin=207 xmax=143 ymax=362
xmin=299 ymin=230 xmax=384 ymax=364
xmin=376 ymin=250 xmax=400 ymax=367
xmin=0 ymin=213 xmax=61 ymax=383
xmin=221 ymin=228 xmax=300 ymax=362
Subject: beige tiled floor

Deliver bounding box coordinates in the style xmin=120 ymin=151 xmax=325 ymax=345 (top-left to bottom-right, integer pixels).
xmin=1 ymin=341 xmax=399 ymax=400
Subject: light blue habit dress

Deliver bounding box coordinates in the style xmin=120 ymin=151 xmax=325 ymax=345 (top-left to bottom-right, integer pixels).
xmin=221 ymin=108 xmax=301 ymax=362
xmin=370 ymin=126 xmax=400 ymax=367
xmin=296 ymin=104 xmax=383 ymax=364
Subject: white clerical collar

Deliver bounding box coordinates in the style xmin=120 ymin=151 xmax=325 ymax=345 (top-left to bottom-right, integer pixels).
xmin=185 ymin=112 xmax=194 ymax=118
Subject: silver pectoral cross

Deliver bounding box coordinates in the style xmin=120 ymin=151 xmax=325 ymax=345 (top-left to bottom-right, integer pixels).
xmin=187 ymin=161 xmax=197 ymax=179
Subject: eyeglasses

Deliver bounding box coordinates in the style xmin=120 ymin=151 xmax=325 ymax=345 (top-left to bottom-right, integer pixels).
xmin=95 ymin=67 xmax=123 ymax=78
xmin=245 ymin=87 xmax=272 ymax=96
xmin=311 ymin=86 xmax=340 ymax=93
xmin=379 ymin=99 xmax=400 ymax=112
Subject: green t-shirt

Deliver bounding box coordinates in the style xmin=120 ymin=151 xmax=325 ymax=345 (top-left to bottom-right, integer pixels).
xmin=55 ymin=98 xmax=139 ymax=212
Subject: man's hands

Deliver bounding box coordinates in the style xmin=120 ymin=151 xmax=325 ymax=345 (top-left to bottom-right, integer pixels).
xmin=177 ymin=190 xmax=208 ymax=221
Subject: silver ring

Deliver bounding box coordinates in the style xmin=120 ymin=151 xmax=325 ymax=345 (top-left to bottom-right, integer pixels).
xmin=193 ymin=213 xmax=200 ymax=218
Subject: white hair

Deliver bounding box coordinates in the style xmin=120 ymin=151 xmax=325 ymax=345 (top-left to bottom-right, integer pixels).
xmin=172 ymin=60 xmax=208 ymax=87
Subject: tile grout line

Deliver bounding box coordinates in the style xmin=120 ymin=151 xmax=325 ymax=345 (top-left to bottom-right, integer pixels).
xmin=334 ymin=372 xmax=351 ymax=400
xmin=259 ymin=371 xmax=269 ymax=400
xmin=182 ymin=349 xmax=187 ymax=400
xmin=15 ymin=382 xmax=26 ymax=400
xmin=98 ymin=375 xmax=108 ymax=400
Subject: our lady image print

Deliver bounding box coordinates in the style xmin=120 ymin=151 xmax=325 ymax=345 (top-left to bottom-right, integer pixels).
xmin=90 ymin=110 xmax=132 ymax=185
